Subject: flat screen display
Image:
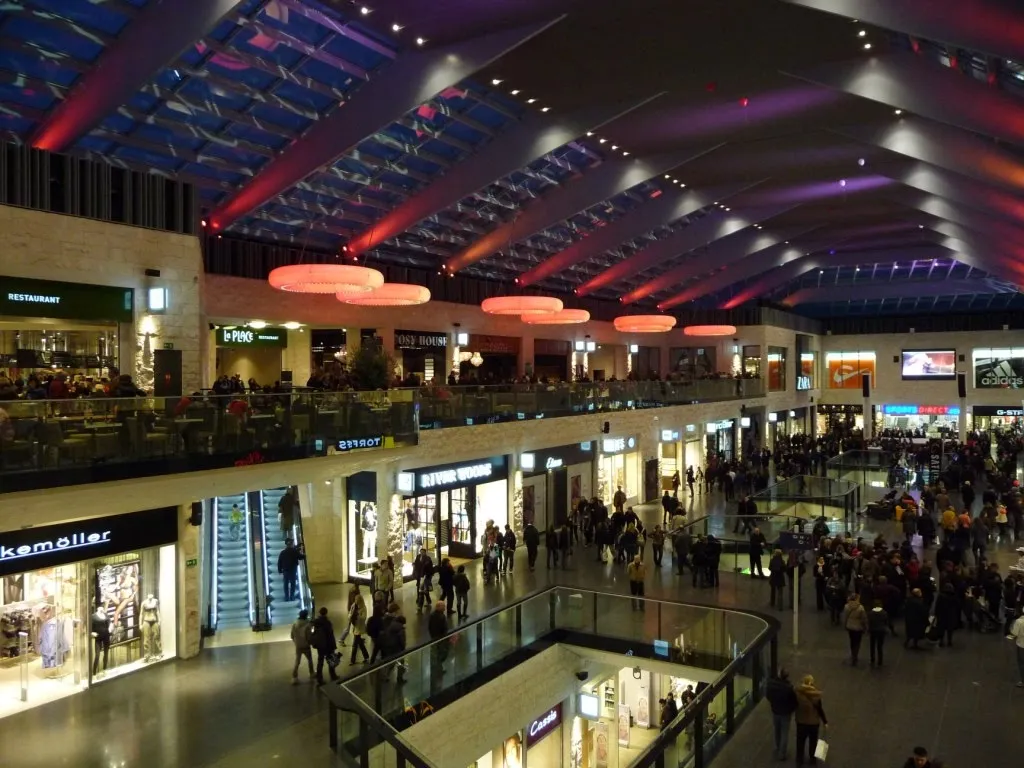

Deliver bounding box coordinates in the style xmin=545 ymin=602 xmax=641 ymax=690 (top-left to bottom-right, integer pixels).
xmin=578 ymin=692 xmax=600 ymax=720
xmin=901 ymin=350 xmax=956 ymax=380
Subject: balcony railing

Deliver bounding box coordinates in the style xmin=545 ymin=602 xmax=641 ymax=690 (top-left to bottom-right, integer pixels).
xmin=0 ymin=377 xmax=765 ymax=493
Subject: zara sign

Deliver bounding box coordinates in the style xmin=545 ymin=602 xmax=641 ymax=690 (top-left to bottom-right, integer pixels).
xmin=526 ymin=703 xmax=562 ymax=746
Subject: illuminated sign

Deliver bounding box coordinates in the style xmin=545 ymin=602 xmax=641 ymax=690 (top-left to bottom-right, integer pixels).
xmin=420 ymin=463 xmax=492 ymax=489
xmin=602 ymin=437 xmax=636 ymax=453
xmin=406 ymin=457 xmax=508 ymax=493
xmin=218 ymin=328 xmax=288 ymax=347
xmin=768 ymin=412 xmax=778 ymax=422
xmin=660 ymin=429 xmax=680 ymax=442
xmin=740 ymin=417 xmax=751 ymax=427
xmin=578 ymin=693 xmax=600 ymax=720
xmin=336 ymin=436 xmax=384 ymax=452
xmin=396 ymin=472 xmax=415 ymax=493
xmin=973 ymin=406 xmax=1024 ymax=417
xmin=545 ymin=457 xmax=564 ymax=470
xmin=520 ymin=453 xmax=536 ymax=472
xmin=526 ymin=704 xmax=562 ymax=746
xmin=882 ymin=404 xmax=960 ymax=416
xmin=796 ymin=375 xmax=812 ymax=390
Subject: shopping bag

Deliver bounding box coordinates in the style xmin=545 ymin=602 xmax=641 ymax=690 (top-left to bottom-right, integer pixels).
xmin=814 ymin=739 xmax=829 ymax=761
xmin=326 ymin=651 xmax=342 ymax=670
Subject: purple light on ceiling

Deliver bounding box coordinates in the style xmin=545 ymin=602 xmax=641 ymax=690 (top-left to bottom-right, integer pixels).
xmin=737 ymin=175 xmax=893 ymax=206
xmin=618 ymin=86 xmax=840 ymax=144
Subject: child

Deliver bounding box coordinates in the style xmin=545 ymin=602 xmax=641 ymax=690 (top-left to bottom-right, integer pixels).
xmin=453 ymin=565 xmax=470 ymax=620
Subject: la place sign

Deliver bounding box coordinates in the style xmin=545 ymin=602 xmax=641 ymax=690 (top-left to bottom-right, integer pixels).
xmin=526 ymin=703 xmax=562 ymax=746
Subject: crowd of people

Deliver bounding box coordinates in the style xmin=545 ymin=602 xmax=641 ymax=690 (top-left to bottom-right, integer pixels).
xmin=0 ymin=369 xmax=146 ymax=400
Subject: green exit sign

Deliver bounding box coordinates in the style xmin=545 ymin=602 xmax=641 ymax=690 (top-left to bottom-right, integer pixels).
xmin=163 ymin=343 xmax=175 ymax=350
xmin=185 ymin=558 xmax=198 ymax=568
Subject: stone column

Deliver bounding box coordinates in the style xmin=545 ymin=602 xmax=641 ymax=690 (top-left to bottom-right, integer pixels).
xmin=520 ymin=334 xmax=535 ymax=377
xmin=176 ymin=505 xmax=201 ymax=659
xmin=284 ymin=328 xmax=311 ymax=388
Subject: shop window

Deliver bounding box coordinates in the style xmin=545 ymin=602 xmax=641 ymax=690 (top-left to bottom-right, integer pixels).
xmin=767 ymin=347 xmax=787 ymax=391
xmin=798 ymin=353 xmax=816 ymax=390
xmin=824 ymin=351 xmax=876 ymax=390
xmin=348 ymin=501 xmax=379 ymax=579
xmin=972 ymin=347 xmax=1024 ymax=389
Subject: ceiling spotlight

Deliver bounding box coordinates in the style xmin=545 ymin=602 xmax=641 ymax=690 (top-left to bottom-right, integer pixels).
xmin=527 ymin=98 xmax=537 ymax=104
xmin=491 ymin=78 xmax=503 ymax=86
xmin=918 ymin=224 xmax=924 ymax=228
xmin=724 ymin=207 xmax=731 ymax=211
xmin=894 ymin=109 xmax=903 ymax=115
xmin=511 ymin=89 xmax=520 ymax=95
xmin=857 ymin=30 xmax=866 ymax=37
xmin=819 ymin=270 xmax=824 ymax=274
xmin=611 ymin=145 xmax=618 ymax=150
xmin=680 ymin=183 xmax=686 ymax=187
xmin=839 ymin=179 xmax=847 ymax=187
xmin=415 ymin=37 xmax=425 ymax=46
xmin=664 ymin=174 xmax=670 ymax=179
xmin=857 ymin=157 xmax=866 ymax=166
xmin=599 ymin=138 xmax=607 ymax=143
xmin=391 ymin=22 xmax=402 ymax=32
xmin=855 ymin=267 xmax=860 ymax=271
xmin=588 ymin=132 xmax=595 ymax=137
xmin=863 ymin=43 xmax=872 ymax=50
xmin=360 ymin=6 xmax=371 ymax=15
xmin=541 ymin=106 xmax=550 ymax=112
xmin=622 ymin=151 xmax=629 ymax=156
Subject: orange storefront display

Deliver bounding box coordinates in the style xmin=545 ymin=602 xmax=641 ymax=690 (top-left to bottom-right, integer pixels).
xmin=825 ymin=352 xmax=876 ymax=390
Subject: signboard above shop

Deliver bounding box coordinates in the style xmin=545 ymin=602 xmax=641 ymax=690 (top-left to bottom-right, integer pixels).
xmin=399 ymin=455 xmax=509 ymax=494
xmin=394 ymin=329 xmax=447 ymax=350
xmin=217 ymin=327 xmax=288 ymax=348
xmin=0 ymin=275 xmax=134 ymax=323
xmin=601 ymin=436 xmax=637 ymax=454
xmin=973 ymin=406 xmax=1024 ymax=417
xmin=882 ymin=404 xmax=959 ymax=416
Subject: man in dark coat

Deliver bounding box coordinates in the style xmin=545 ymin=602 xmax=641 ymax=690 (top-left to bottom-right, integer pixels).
xmin=903 ymin=588 xmax=928 ymax=649
xmin=523 ymin=521 xmax=540 ymax=571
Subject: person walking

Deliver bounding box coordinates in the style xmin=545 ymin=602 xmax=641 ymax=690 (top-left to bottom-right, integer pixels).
xmin=348 ymin=592 xmax=370 ymax=665
xmin=379 ymin=603 xmax=407 ymax=684
xmin=558 ymin=522 xmax=572 ymax=569
xmin=867 ymin=599 xmax=889 ymax=668
xmin=338 ymin=584 xmax=361 ymax=646
xmin=765 ymin=668 xmax=798 ymax=761
xmin=1009 ymin=610 xmax=1024 ymax=688
xmin=228 ymin=503 xmax=243 ymax=541
xmin=524 ymin=520 xmax=540 ymax=571
xmin=427 ymin=600 xmax=450 ymax=691
xmin=613 ymin=486 xmax=627 ymax=515
xmin=794 ymin=675 xmax=828 ymax=766
xmin=903 ymin=588 xmax=928 ymax=649
xmin=454 ymin=564 xmax=471 ymax=620
xmin=686 ymin=466 xmax=695 ymax=496
xmin=769 ymin=549 xmax=787 ymax=610
xmin=366 ymin=600 xmax=384 ymax=664
xmin=661 ymin=491 xmax=674 ymax=525
xmin=903 ymin=746 xmax=933 ymax=768
xmin=545 ymin=525 xmax=559 ymax=569
xmin=438 ymin=557 xmax=456 ymax=615
xmin=310 ymin=607 xmax=339 ymax=685
xmin=934 ymin=583 xmax=959 ymax=648
xmin=627 ymin=554 xmax=646 ymax=610
xmin=289 ymin=609 xmax=314 ymax=684
xmin=374 ymin=561 xmax=393 ymax=606
xmin=842 ymin=593 xmax=868 ymax=666
xmin=501 ymin=524 xmax=517 ymax=574
xmin=673 ymin=527 xmax=691 ymax=576
xmin=650 ymin=525 xmax=665 ymax=568
xmin=749 ymin=527 xmax=766 ymax=578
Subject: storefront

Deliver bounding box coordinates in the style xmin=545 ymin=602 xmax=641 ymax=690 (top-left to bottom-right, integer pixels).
xmin=705 ymin=420 xmax=735 ymax=462
xmin=394 ymin=328 xmax=447 ymax=384
xmin=767 ymin=411 xmax=787 ymax=449
xmin=816 ymin=403 xmax=863 ymax=433
xmin=880 ymin=404 xmax=959 ymax=435
xmin=461 ymin=334 xmax=520 ymax=382
xmin=670 ymin=347 xmax=716 ymax=379
xmin=346 ymin=472 xmax=379 ymax=583
xmin=0 ymin=275 xmax=134 ymax=386
xmin=214 ymin=325 xmax=288 ymax=385
xmin=767 ymin=347 xmax=787 ymax=391
xmin=597 ymin=436 xmax=640 ymax=507
xmin=683 ymin=424 xmax=702 ymax=476
xmin=310 ymin=328 xmax=346 ymax=372
xmin=971 ymin=406 xmax=1024 ymax=432
xmin=534 ymin=338 xmax=571 ymax=382
xmin=0 ymin=507 xmax=178 ymax=718
xmin=469 ymin=702 xmax=564 ymax=767
xmin=397 ymin=456 xmax=509 ymax=571
xmin=521 ymin=444 xmax=594 ymax=530
xmin=972 ymin=347 xmax=1024 ymax=390
xmin=658 ymin=429 xmax=682 ymax=494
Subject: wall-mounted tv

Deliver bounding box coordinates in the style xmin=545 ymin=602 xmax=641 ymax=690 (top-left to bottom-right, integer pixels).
xmin=901 ymin=350 xmax=956 ymax=380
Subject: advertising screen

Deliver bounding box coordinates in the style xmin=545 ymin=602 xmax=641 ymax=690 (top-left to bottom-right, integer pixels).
xmin=825 ymin=352 xmax=876 ymax=389
xmin=901 ymin=350 xmax=956 ymax=380
xmin=974 ymin=349 xmax=1024 ymax=389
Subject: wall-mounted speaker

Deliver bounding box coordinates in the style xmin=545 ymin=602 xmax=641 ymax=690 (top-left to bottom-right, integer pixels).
xmin=957 ymin=373 xmax=966 ymax=399
xmin=861 ymin=374 xmax=870 ymax=398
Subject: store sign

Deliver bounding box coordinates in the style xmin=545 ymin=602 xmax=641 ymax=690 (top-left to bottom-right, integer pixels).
xmin=408 ymin=456 xmax=508 ymax=493
xmin=0 ymin=507 xmax=178 ymax=578
xmin=973 ymin=352 xmax=1024 ymax=389
xmin=394 ymin=329 xmax=447 ymax=350
xmin=825 ymin=351 xmax=876 ymax=390
xmin=973 ymin=406 xmax=1024 ymax=417
xmin=468 ymin=333 xmax=520 ymax=355
xmin=602 ymin=437 xmax=636 ymax=454
xmin=768 ymin=413 xmax=778 ymax=423
xmin=526 ymin=703 xmax=562 ymax=746
xmin=336 ymin=436 xmax=384 ymax=451
xmin=882 ymin=404 xmax=960 ymax=416
xmin=545 ymin=457 xmax=564 ymax=470
xmin=0 ymin=275 xmax=134 ymax=323
xmin=218 ymin=328 xmax=288 ymax=347
xmin=660 ymin=429 xmax=680 ymax=442
xmin=796 ymin=375 xmax=812 ymax=391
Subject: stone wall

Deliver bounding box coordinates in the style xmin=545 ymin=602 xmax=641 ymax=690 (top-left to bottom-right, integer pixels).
xmin=0 ymin=204 xmax=204 ymax=391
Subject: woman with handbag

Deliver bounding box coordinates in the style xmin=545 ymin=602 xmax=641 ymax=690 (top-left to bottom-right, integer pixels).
xmin=794 ymin=675 xmax=828 ymax=766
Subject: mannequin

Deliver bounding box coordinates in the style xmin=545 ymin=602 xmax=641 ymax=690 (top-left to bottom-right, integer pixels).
xmin=140 ymin=594 xmax=161 ymax=661
xmin=91 ymin=607 xmax=110 ymax=676
xmin=360 ymin=503 xmax=377 ymax=561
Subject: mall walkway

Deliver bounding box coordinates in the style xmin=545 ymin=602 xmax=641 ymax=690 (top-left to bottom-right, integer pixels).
xmin=4 ymin=488 xmax=1021 ymax=768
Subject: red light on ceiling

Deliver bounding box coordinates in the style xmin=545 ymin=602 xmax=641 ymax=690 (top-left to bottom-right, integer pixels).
xmin=649 ymin=189 xmax=663 ymax=199
xmin=949 ymin=56 xmax=958 ymax=69
xmin=739 ymin=97 xmax=749 ymax=107
xmin=705 ymin=82 xmax=717 ymax=93
xmin=910 ymin=38 xmax=920 ymax=54
xmin=988 ymin=71 xmax=997 ymax=85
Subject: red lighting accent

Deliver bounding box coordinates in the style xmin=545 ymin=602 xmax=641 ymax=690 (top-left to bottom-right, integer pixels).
xmin=910 ymin=38 xmax=920 ymax=54
xmin=481 ymin=296 xmax=563 ymax=316
xmin=739 ymin=97 xmax=749 ymax=107
xmin=614 ymin=315 xmax=676 ymax=333
xmin=705 ymin=82 xmax=717 ymax=93
xmin=949 ymin=55 xmax=958 ymax=69
xmin=683 ymin=324 xmax=737 ymax=337
xmin=268 ymin=264 xmax=383 ymax=294
xmin=649 ymin=189 xmax=663 ymax=199
xmin=988 ymin=71 xmax=997 ymax=85
xmin=341 ymin=283 xmax=431 ymax=306
xmin=522 ymin=309 xmax=590 ymax=325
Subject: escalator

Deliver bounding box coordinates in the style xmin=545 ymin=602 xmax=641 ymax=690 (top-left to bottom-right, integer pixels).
xmin=260 ymin=487 xmax=309 ymax=625
xmin=213 ymin=493 xmax=253 ymax=630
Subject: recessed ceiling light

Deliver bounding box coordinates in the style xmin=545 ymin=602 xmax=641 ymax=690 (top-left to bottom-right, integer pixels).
xmin=863 ymin=43 xmax=872 ymax=50
xmin=527 ymin=98 xmax=537 ymax=104
xmin=622 ymin=151 xmax=629 ymax=156
xmin=819 ymin=270 xmax=824 ymax=274
xmin=391 ymin=22 xmax=402 ymax=32
xmin=664 ymin=174 xmax=670 ymax=179
xmin=679 ymin=183 xmax=686 ymax=187
xmin=491 ymin=78 xmax=503 ymax=86
xmin=611 ymin=145 xmax=618 ymax=150
xmin=839 ymin=179 xmax=847 ymax=187
xmin=857 ymin=30 xmax=866 ymax=37
xmin=541 ymin=106 xmax=550 ymax=112
xmin=894 ymin=109 xmax=903 ymax=115
xmin=360 ymin=6 xmax=371 ymax=15
xmin=511 ymin=89 xmax=520 ymax=95
xmin=858 ymin=158 xmax=866 ymax=166
xmin=918 ymin=224 xmax=924 ymax=228
xmin=599 ymin=138 xmax=607 ymax=143
xmin=855 ymin=267 xmax=860 ymax=271
xmin=415 ymin=37 xmax=425 ymax=46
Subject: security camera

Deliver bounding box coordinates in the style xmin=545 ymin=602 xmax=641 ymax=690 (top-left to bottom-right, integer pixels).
xmin=575 ymin=671 xmax=589 ymax=682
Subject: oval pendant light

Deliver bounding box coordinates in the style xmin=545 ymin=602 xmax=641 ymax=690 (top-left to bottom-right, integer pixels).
xmin=342 ymin=283 xmax=431 ymax=306
xmin=614 ymin=315 xmax=677 ymax=333
xmin=522 ymin=308 xmax=591 ymax=325
xmin=268 ymin=264 xmax=383 ymax=294
xmin=481 ymin=296 xmax=563 ymax=316
xmin=683 ymin=324 xmax=737 ymax=336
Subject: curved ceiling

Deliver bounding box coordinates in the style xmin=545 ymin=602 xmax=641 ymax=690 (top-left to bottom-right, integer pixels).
xmin=2 ymin=0 xmax=1023 ymax=317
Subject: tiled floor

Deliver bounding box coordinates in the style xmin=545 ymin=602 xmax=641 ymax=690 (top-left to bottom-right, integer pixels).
xmin=3 ymin=485 xmax=1021 ymax=768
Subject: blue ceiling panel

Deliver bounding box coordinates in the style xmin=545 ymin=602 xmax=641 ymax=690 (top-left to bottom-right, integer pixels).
xmin=24 ymin=0 xmax=135 ymax=36
xmin=114 ymin=144 xmax=182 ymax=172
xmin=0 ymin=80 xmax=56 ymax=111
xmin=248 ymin=101 xmax=311 ymax=131
xmin=0 ymin=49 xmax=81 ymax=87
xmin=294 ymin=57 xmax=357 ymax=90
xmin=4 ymin=16 xmax=105 ymax=64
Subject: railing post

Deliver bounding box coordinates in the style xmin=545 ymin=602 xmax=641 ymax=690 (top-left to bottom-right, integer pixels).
xmin=359 ymin=717 xmax=370 ymax=768
xmin=549 ymin=590 xmax=557 ymax=630
xmin=752 ymin=648 xmax=764 ymax=704
xmin=329 ymin=703 xmax=338 ymax=752
xmin=515 ymin=604 xmax=522 ymax=645
xmin=657 ymin=601 xmax=662 ymax=639
xmin=476 ymin=622 xmax=484 ymax=672
xmin=770 ymin=635 xmax=779 ymax=677
xmin=593 ymin=592 xmax=598 ymax=634
xmin=694 ymin=703 xmax=706 ymax=768
xmin=726 ymin=680 xmax=735 ymax=734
